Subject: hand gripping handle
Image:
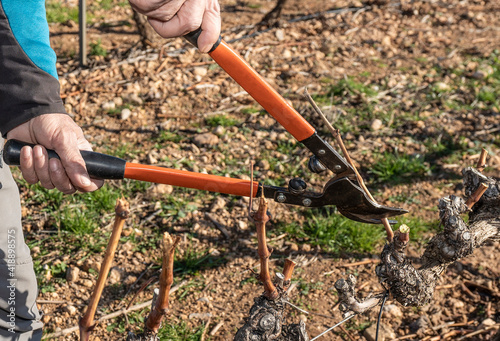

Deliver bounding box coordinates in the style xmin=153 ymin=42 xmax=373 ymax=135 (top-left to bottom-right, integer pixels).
xmin=184 ymin=28 xmax=222 ymax=53
xmin=2 ymin=139 xmax=126 ymax=180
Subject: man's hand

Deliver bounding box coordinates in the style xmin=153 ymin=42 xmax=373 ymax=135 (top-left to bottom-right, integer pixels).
xmin=6 ymin=114 xmax=103 ymax=194
xmin=129 ymin=0 xmax=221 ymax=53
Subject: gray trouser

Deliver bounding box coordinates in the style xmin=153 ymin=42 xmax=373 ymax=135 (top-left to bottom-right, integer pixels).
xmin=0 ymin=138 xmax=42 ymax=340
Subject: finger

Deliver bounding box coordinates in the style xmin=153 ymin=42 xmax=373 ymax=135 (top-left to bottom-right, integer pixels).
xmin=74 ymin=134 xmax=105 ymax=190
xmin=148 ymin=15 xmax=201 ymax=38
xmin=148 ymin=0 xmax=205 ymax=38
xmin=49 ymin=158 xmax=76 ymax=194
xmin=52 ymin=131 xmax=98 ymax=192
xmin=198 ymin=0 xmax=221 ymax=52
xmin=91 ymin=178 xmax=105 ymax=191
xmin=143 ymin=0 xmax=185 ymax=21
xmin=19 ymin=146 xmax=38 ymax=184
xmin=33 ymin=145 xmax=55 ymax=189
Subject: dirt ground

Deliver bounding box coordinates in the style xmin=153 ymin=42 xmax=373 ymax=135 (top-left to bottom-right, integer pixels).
xmin=19 ymin=0 xmax=500 ymax=339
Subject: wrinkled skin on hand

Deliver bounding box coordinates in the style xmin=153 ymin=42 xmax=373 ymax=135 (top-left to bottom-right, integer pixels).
xmin=129 ymin=0 xmax=221 ymax=52
xmin=7 ymin=114 xmax=103 ymax=194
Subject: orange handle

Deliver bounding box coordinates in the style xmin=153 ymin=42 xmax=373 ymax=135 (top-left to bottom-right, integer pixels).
xmin=209 ymin=41 xmax=316 ymax=142
xmin=124 ymin=162 xmax=259 ymax=197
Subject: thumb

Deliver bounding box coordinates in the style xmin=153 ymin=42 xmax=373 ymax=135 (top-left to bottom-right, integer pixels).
xmin=52 ymin=131 xmax=94 ymax=190
xmin=198 ymin=0 xmax=221 ymax=53
xmin=77 ymin=137 xmax=94 ymax=152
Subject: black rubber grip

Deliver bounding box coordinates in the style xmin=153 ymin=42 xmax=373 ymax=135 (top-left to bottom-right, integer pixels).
xmin=184 ymin=28 xmax=222 ymax=53
xmin=2 ymin=139 xmax=126 ymax=180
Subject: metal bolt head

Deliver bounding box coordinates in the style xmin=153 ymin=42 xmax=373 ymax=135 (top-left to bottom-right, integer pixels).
xmin=289 ymin=178 xmax=307 ymax=194
xmin=334 ymin=165 xmax=342 ymax=171
xmin=276 ymin=193 xmax=286 ymax=203
xmin=318 ymin=149 xmax=326 ymax=155
xmin=302 ymin=198 xmax=312 ymax=206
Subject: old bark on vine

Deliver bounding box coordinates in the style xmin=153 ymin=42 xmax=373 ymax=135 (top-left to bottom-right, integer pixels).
xmin=234 ymin=196 xmax=308 ymax=341
xmin=335 ymin=167 xmax=500 ymax=315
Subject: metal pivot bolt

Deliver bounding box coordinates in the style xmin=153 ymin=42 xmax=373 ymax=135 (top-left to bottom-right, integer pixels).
xmin=289 ymin=178 xmax=307 ymax=194
xmin=276 ymin=193 xmax=286 ymax=203
xmin=308 ymin=156 xmax=326 ymax=173
xmin=302 ymin=198 xmax=312 ymax=206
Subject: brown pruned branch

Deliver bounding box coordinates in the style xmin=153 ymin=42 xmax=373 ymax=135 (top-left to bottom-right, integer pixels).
xmin=252 ymin=194 xmax=278 ymax=300
xmin=304 ymin=89 xmax=394 ymax=242
xmin=282 ymin=259 xmax=296 ymax=291
xmin=465 ymin=182 xmax=489 ymax=209
xmin=476 ymin=148 xmax=488 ymax=172
xmin=234 ymin=191 xmax=307 ymax=340
xmin=144 ymin=232 xmax=181 ymax=333
xmin=79 ymin=198 xmax=130 ymax=341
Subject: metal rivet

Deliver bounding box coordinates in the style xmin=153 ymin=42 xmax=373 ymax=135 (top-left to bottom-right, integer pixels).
xmin=302 ymin=198 xmax=312 ymax=206
xmin=276 ymin=193 xmax=286 ymax=203
xmin=334 ymin=165 xmax=342 ymax=171
xmin=318 ymin=149 xmax=326 ymax=155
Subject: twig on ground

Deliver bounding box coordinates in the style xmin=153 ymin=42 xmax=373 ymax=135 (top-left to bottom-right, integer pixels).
xmin=340 ymin=259 xmax=380 ymax=267
xmin=457 ymin=323 xmax=500 ymax=340
xmin=210 ymin=321 xmax=224 ymax=336
xmin=463 ymin=280 xmax=499 ymax=297
xmin=79 ymin=198 xmax=130 ymax=341
xmin=339 ymin=325 xmax=356 ymax=341
xmin=126 ymin=276 xmax=158 ymax=310
xmin=43 ymin=299 xmax=152 ymax=339
xmin=120 ymin=262 xmax=155 ymax=308
xmin=200 ymin=316 xmax=212 ymax=341
xmin=392 ymin=333 xmax=418 ymax=340
xmin=435 ymin=284 xmax=456 ymax=290
xmin=460 ymin=282 xmax=479 ymax=300
xmin=36 ymin=300 xmax=85 ymax=306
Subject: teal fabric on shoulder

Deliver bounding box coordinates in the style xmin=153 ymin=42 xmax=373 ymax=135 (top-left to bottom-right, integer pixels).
xmin=1 ymin=0 xmax=58 ymax=79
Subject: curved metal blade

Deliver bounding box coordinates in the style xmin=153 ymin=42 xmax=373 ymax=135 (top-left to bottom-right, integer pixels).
xmin=323 ymin=177 xmax=408 ymax=224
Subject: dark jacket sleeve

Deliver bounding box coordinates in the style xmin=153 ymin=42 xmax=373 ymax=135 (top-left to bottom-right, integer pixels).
xmin=0 ymin=0 xmax=66 ymax=138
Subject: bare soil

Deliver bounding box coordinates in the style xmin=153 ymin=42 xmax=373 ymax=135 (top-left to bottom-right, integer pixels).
xmin=21 ymin=0 xmax=500 ymax=340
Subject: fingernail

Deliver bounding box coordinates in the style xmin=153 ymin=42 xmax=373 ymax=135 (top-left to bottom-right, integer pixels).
xmin=81 ymin=174 xmax=91 ymax=186
xmin=23 ymin=147 xmax=32 ymax=158
xmin=34 ymin=146 xmax=43 ymax=158
xmin=49 ymin=160 xmax=58 ymax=172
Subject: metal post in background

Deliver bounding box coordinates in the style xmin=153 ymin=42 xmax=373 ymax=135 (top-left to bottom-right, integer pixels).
xmin=79 ymin=0 xmax=87 ymax=66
